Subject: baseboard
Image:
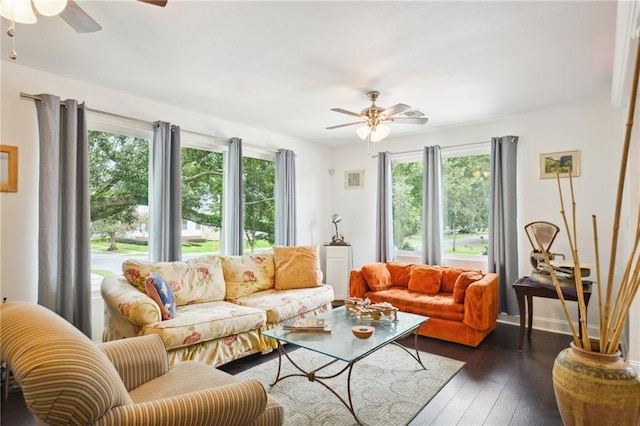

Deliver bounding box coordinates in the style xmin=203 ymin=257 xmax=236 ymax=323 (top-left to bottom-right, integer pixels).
xmin=499 ymin=315 xmax=640 ymax=367
xmin=498 ymin=314 xmax=599 ymax=338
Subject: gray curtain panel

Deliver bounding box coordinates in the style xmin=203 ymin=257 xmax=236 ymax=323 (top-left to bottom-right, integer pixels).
xmin=150 ymin=122 xmax=182 ymax=262
xmin=488 ymin=135 xmax=520 ymax=315
xmin=275 ymin=149 xmax=297 ymax=246
xmin=422 ymin=145 xmax=444 ymax=265
xmin=224 ymin=137 xmax=244 ymax=255
xmin=376 ymin=151 xmax=394 ymax=262
xmin=35 ymin=94 xmax=91 ymax=337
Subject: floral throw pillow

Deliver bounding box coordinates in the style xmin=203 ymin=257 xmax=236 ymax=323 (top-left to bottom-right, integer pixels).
xmin=145 ymin=272 xmax=176 ymax=320
xmin=221 ymin=254 xmax=276 ymax=300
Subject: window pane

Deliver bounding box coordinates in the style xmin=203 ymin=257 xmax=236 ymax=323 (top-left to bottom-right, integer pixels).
xmin=89 ymin=130 xmax=150 ymax=282
xmin=392 ymin=161 xmax=423 ymax=254
xmin=442 ymin=154 xmax=490 ymax=257
xmin=243 ymin=157 xmax=275 ymax=254
xmin=181 ymin=147 xmax=223 ymax=258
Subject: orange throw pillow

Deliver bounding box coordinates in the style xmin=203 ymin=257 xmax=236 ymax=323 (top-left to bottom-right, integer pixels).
xmin=273 ymin=245 xmax=323 ymax=290
xmin=361 ymin=263 xmax=392 ymax=291
xmin=408 ymin=265 xmax=442 ymax=294
xmin=453 ymin=271 xmax=484 ymax=303
xmin=441 ymin=267 xmax=478 ymax=293
xmin=386 ymin=262 xmax=412 ymax=287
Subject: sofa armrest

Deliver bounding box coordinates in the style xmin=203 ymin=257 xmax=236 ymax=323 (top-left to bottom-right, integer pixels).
xmin=462 ymin=272 xmax=499 ymax=331
xmin=97 ymin=380 xmax=268 ymax=426
xmin=101 ymin=275 xmax=162 ymax=326
xmin=98 ymin=334 xmax=169 ymax=391
xmin=349 ymin=268 xmax=370 ymax=297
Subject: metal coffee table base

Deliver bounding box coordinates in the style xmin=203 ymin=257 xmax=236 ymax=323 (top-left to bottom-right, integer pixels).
xmin=269 ymin=332 xmax=426 ymax=426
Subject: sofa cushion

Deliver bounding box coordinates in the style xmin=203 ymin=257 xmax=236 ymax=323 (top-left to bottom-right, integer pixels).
xmin=365 ymin=287 xmax=464 ymax=321
xmin=122 ymin=256 xmax=226 ymax=306
xmin=386 ymin=262 xmax=412 ymax=287
xmin=145 ymin=273 xmax=176 ymax=320
xmin=273 ymin=245 xmax=323 ymax=290
xmin=140 ymin=301 xmax=266 ymax=351
xmin=453 ymin=271 xmax=485 ymax=303
xmin=440 ymin=267 xmax=480 ymax=293
xmin=234 ymin=284 xmax=334 ymax=323
xmin=361 ymin=263 xmax=392 ymax=291
xmin=221 ymin=254 xmax=275 ymax=299
xmin=408 ymin=265 xmax=442 ymax=294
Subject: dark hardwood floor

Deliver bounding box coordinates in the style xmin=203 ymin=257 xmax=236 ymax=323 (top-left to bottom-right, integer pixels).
xmin=1 ymin=322 xmax=570 ymax=425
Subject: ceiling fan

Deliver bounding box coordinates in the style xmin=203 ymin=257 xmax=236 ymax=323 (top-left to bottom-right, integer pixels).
xmin=61 ymin=0 xmax=167 ymax=33
xmin=1 ymin=0 xmax=166 ymax=59
xmin=326 ymin=91 xmax=429 ymax=143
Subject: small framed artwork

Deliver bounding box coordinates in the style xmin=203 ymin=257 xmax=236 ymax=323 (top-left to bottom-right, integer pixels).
xmin=0 ymin=145 xmax=18 ymax=192
xmin=345 ymin=170 xmax=365 ymax=189
xmin=539 ymin=150 xmax=580 ymax=179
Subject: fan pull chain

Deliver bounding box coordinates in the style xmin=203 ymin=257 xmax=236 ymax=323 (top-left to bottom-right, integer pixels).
xmin=6 ymin=3 xmax=17 ymax=60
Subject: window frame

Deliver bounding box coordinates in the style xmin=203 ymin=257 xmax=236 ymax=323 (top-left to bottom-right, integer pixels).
xmin=441 ymin=143 xmax=491 ymax=267
xmin=390 ymin=143 xmax=491 ymax=269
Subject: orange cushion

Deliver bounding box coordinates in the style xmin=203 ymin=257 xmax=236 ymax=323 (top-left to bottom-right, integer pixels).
xmin=441 ymin=267 xmax=478 ymax=293
xmin=453 ymin=271 xmax=484 ymax=303
xmin=407 ymin=265 xmax=442 ymax=294
xmin=273 ymin=245 xmax=323 ymax=290
xmin=361 ymin=263 xmax=392 ymax=291
xmin=386 ymin=262 xmax=412 ymax=287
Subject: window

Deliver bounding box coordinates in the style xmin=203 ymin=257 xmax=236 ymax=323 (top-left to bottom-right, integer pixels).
xmin=243 ymin=156 xmax=275 ymax=254
xmin=88 ymin=130 xmax=150 ymax=279
xmin=392 ymin=157 xmax=423 ymax=255
xmin=442 ymin=148 xmax=490 ymax=258
xmin=180 ymin=146 xmax=224 ymax=258
xmin=391 ymin=145 xmax=491 ymax=261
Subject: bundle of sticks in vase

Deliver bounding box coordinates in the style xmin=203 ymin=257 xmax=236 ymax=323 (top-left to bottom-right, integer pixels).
xmin=344 ymin=297 xmax=399 ymax=321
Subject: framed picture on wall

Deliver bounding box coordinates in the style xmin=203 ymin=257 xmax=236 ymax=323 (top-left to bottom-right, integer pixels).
xmin=0 ymin=145 xmax=18 ymax=192
xmin=539 ymin=150 xmax=580 ymax=179
xmin=344 ymin=170 xmax=365 ymax=189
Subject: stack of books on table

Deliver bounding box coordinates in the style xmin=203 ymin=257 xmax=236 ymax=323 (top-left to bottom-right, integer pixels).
xmin=282 ymin=317 xmax=332 ymax=333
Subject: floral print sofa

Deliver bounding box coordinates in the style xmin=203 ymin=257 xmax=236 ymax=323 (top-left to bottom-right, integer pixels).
xmin=101 ymin=246 xmax=334 ymax=367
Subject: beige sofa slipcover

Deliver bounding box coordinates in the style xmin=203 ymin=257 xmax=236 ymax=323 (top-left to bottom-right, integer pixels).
xmin=102 ymin=248 xmax=334 ymax=366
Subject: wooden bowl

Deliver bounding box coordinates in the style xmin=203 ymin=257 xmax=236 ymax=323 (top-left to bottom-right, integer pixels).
xmin=351 ymin=325 xmax=375 ymax=339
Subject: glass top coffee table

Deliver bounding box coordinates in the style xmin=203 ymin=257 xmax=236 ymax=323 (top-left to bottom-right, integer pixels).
xmin=263 ymin=306 xmax=429 ymax=425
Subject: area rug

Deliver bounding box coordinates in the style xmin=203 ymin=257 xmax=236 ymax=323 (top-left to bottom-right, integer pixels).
xmin=236 ymin=345 xmax=465 ymax=426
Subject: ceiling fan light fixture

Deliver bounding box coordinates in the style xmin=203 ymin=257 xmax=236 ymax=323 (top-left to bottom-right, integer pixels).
xmin=33 ymin=0 xmax=67 ymax=16
xmin=356 ymin=125 xmax=370 ymax=140
xmin=370 ymin=124 xmax=390 ymax=143
xmin=0 ymin=0 xmax=37 ymax=24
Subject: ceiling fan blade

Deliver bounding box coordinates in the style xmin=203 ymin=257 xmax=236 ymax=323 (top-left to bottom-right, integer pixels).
xmin=137 ymin=0 xmax=168 ymax=6
xmin=59 ymin=0 xmax=101 ymax=33
xmin=386 ymin=117 xmax=429 ymax=125
xmin=382 ymin=103 xmax=411 ymax=117
xmin=330 ymin=108 xmax=363 ymax=118
xmin=326 ymin=121 xmax=363 ymax=130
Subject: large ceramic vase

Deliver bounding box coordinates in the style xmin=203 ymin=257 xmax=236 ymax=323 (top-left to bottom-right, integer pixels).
xmin=552 ymin=341 xmax=640 ymax=426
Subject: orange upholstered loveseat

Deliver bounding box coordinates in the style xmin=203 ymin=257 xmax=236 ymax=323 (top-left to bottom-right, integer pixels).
xmin=349 ymin=262 xmax=499 ymax=347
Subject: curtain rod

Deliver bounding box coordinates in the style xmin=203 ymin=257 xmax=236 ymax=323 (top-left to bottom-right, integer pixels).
xmin=19 ymin=92 xmax=280 ymax=153
xmin=390 ymin=140 xmax=491 ymax=156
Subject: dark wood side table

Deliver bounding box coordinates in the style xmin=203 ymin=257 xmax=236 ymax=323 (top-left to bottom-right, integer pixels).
xmin=513 ymin=277 xmax=592 ymax=352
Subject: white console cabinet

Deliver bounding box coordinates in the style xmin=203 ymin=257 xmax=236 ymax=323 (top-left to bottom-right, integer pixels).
xmin=324 ymin=245 xmax=352 ymax=299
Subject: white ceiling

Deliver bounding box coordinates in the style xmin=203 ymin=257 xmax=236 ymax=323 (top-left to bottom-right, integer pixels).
xmin=1 ymin=0 xmax=620 ymax=146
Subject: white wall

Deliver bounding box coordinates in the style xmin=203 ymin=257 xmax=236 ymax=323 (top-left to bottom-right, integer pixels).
xmin=2 ymin=61 xmax=638 ymax=364
xmin=332 ymin=101 xmax=640 ymax=364
xmin=0 ymin=62 xmax=334 ymax=305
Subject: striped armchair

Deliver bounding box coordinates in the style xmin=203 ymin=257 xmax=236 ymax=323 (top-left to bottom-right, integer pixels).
xmin=0 ymin=302 xmax=284 ymax=426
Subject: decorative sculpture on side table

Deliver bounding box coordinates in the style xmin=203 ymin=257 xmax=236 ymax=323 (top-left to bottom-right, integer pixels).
xmin=330 ymin=213 xmax=349 ymax=246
